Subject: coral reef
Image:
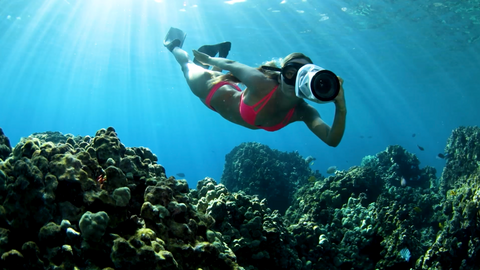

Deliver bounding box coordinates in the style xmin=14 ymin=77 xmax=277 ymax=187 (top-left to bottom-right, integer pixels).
xmin=0 ymin=128 xmax=11 ymax=161
xmin=79 ymin=211 xmax=110 ymax=241
xmin=0 ymin=127 xmax=241 ymax=269
xmin=281 ymin=127 xmax=480 ymax=269
xmin=283 ymin=144 xmax=440 ymax=269
xmin=190 ymin=178 xmax=302 ymax=269
xmin=415 ymin=126 xmax=480 ymax=269
xmin=221 ymin=142 xmax=322 ymax=214
xmin=0 ymin=126 xmax=479 ymax=269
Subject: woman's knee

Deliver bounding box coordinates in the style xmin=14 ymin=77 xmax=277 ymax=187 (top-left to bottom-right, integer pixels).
xmin=183 ymin=68 xmax=213 ymax=98
xmin=183 ymin=64 xmax=212 ymax=81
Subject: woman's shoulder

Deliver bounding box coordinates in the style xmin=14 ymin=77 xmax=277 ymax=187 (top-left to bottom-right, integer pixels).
xmin=247 ymin=78 xmax=278 ymax=96
xmin=296 ymin=100 xmax=310 ymax=110
xmin=295 ymin=101 xmax=319 ymax=118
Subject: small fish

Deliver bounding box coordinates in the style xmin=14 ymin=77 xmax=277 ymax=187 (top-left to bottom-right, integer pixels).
xmin=305 ymin=156 xmax=316 ymax=164
xmin=437 ymin=153 xmax=448 ymax=159
xmin=308 ymin=176 xmax=316 ymax=183
xmin=417 ymin=145 xmax=424 ymax=151
xmin=310 ymin=161 xmax=315 ymax=166
xmin=176 ymin=173 xmax=185 ymax=177
xmin=399 ymin=247 xmax=411 ymax=262
xmin=400 ymin=177 xmax=407 ymax=187
xmin=412 ymin=133 xmax=416 ymax=137
xmin=326 ymin=166 xmax=337 ymax=174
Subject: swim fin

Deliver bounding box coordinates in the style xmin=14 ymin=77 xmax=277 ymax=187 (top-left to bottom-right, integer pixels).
xmin=164 ymin=27 xmax=187 ymax=52
xmin=193 ymin=41 xmax=232 ymax=69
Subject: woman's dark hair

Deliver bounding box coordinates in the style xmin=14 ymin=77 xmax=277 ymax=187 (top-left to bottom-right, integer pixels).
xmin=208 ymin=52 xmax=313 ymax=88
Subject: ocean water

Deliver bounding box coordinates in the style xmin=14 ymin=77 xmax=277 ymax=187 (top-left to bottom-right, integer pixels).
xmin=1 ymin=0 xmax=479 ymax=187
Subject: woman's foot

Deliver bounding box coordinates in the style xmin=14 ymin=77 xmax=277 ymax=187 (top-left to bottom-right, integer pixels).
xmin=193 ymin=42 xmax=232 ymax=69
xmin=164 ymin=27 xmax=187 ymax=52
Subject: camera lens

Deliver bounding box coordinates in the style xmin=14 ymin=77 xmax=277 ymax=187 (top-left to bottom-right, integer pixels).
xmin=310 ymin=70 xmax=340 ymax=102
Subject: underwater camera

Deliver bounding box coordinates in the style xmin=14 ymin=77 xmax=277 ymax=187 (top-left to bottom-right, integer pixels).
xmin=262 ymin=63 xmax=340 ymax=103
xmin=295 ymin=64 xmax=340 ymax=104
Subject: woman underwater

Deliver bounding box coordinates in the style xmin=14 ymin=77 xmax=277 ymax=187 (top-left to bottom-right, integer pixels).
xmin=164 ymin=27 xmax=347 ymax=147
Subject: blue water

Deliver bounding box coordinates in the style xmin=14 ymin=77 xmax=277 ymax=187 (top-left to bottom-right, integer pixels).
xmin=1 ymin=0 xmax=479 ymax=187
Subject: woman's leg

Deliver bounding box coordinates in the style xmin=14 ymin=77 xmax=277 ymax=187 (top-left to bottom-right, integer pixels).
xmin=171 ymin=47 xmax=218 ymax=99
xmin=170 ymin=46 xmax=243 ymax=125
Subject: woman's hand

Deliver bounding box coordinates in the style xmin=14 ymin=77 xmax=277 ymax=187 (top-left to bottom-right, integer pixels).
xmin=334 ymin=76 xmax=346 ymax=109
xmin=192 ymin=50 xmax=211 ymax=66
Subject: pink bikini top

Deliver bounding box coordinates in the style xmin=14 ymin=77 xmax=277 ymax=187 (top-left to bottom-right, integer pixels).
xmin=239 ymin=85 xmax=296 ymax=132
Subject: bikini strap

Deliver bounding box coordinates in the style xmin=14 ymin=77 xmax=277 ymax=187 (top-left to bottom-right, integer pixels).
xmin=282 ymin=107 xmax=295 ymax=124
xmin=206 ymin=81 xmax=242 ymax=111
xmin=252 ymin=85 xmax=278 ymax=112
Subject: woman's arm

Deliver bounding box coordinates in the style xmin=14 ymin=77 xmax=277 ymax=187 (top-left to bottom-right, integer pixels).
xmin=300 ymin=104 xmax=346 ymax=147
xmin=300 ymin=79 xmax=347 ymax=147
xmin=328 ymin=101 xmax=347 ymax=147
